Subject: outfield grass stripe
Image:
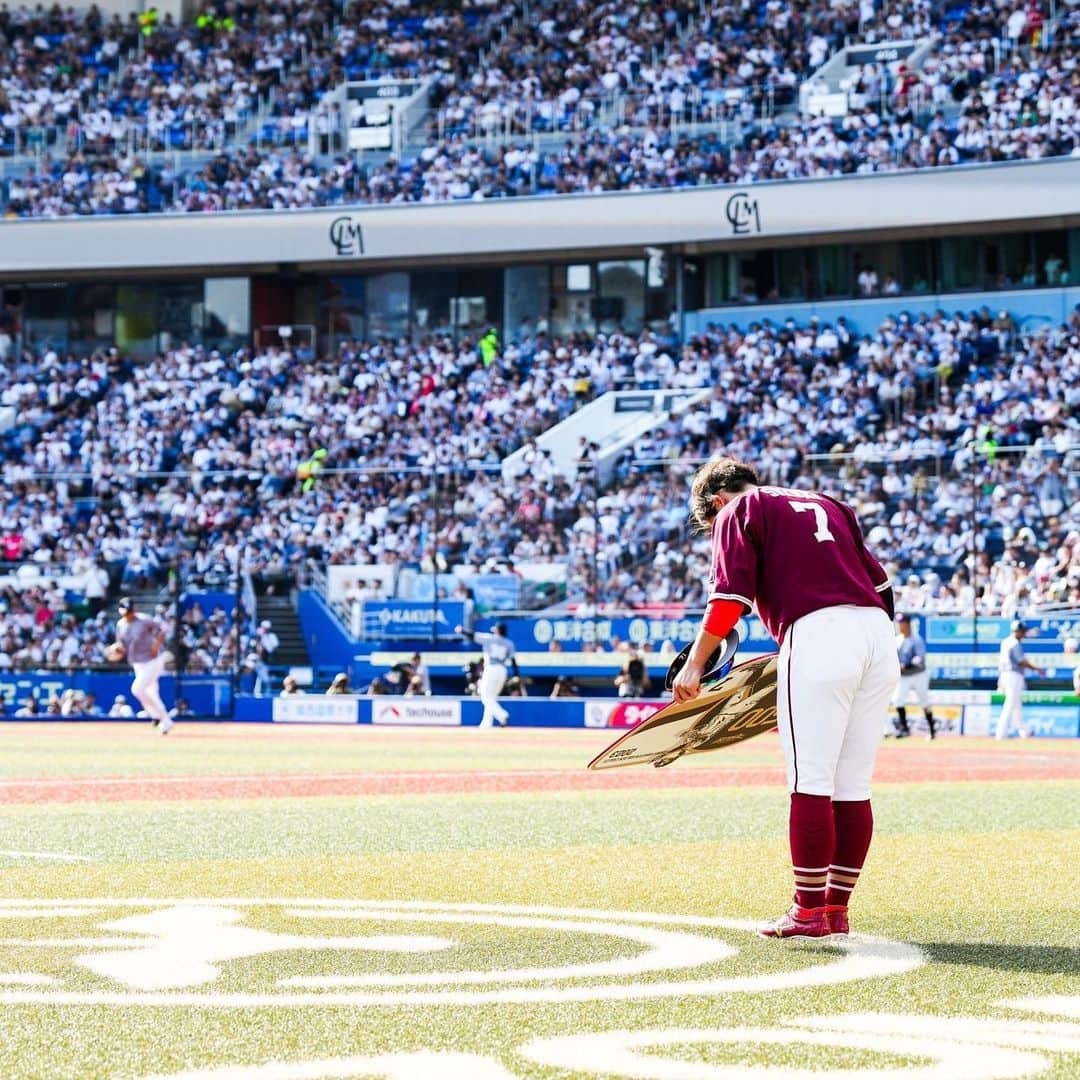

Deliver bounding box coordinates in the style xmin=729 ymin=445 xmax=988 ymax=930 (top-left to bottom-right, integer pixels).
xmin=0 ymin=849 xmax=92 ymax=862
xmin=0 ymin=726 xmax=1075 ymax=786
xmin=0 ymin=782 xmax=1076 ymax=864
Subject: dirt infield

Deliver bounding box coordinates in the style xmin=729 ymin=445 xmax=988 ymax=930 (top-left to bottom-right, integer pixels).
xmin=0 ymin=733 xmax=1075 ymax=804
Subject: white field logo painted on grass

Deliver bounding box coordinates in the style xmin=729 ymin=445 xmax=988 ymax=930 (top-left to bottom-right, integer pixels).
xmin=138 ymin=1002 xmax=1080 ymax=1080
xmin=0 ymin=899 xmax=923 ymax=1006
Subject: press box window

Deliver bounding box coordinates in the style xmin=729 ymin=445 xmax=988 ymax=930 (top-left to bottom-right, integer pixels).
xmin=565 ymin=264 xmax=592 ymax=292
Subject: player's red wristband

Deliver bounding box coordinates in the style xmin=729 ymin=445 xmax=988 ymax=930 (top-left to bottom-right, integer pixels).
xmin=703 ymin=598 xmax=742 ymax=637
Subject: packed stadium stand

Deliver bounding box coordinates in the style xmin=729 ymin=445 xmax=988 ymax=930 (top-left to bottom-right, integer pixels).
xmin=1 ymin=0 xmax=1076 ymax=214
xmin=0 ymin=295 xmax=1075 ymax=677
xmin=0 ymin=0 xmax=1076 ymax=710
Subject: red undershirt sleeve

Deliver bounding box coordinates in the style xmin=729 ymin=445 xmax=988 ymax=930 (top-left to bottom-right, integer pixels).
xmin=703 ymin=597 xmax=743 ymax=638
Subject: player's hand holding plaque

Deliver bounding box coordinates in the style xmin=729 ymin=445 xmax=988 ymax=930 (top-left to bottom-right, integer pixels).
xmin=591 ymin=645 xmax=779 ymax=771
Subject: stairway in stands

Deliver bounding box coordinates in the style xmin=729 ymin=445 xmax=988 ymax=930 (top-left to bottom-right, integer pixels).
xmin=255 ymin=594 xmax=311 ymax=668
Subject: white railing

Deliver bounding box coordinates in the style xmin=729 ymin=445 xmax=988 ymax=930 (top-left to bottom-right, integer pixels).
xmin=0 ymin=115 xmax=256 ymax=161
xmin=307 ymin=564 xmax=355 ymax=633
xmin=430 ymin=82 xmax=775 ymax=143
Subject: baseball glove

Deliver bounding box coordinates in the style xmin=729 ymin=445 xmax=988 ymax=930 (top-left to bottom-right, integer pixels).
xmin=105 ymin=643 xmax=125 ymax=663
xmin=664 ymin=628 xmax=740 ymax=691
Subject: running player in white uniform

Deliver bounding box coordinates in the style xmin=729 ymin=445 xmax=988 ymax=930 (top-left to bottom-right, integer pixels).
xmin=892 ymin=613 xmax=935 ymax=739
xmin=457 ymin=622 xmax=515 ymax=728
xmin=108 ymin=597 xmax=174 ymax=734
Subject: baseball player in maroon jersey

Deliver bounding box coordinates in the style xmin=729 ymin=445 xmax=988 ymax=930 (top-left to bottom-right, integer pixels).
xmin=673 ymin=457 xmax=899 ymax=939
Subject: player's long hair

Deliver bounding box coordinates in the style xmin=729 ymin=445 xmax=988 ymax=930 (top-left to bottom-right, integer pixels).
xmin=689 ymin=457 xmax=759 ymax=532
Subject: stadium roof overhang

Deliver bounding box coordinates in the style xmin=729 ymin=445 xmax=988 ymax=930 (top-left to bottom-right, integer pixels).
xmin=1 ymin=156 xmax=1078 ymax=280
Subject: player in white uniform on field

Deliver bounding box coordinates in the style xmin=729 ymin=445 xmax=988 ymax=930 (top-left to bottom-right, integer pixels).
xmin=109 ymin=597 xmax=174 ymax=734
xmin=892 ymin=613 xmax=935 ymax=739
xmin=458 ymin=622 xmax=515 ymax=728
xmin=995 ymin=621 xmax=1041 ymax=739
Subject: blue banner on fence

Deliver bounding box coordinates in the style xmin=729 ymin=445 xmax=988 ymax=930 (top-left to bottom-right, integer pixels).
xmin=487 ymin=614 xmax=777 ymax=652
xmin=0 ymin=672 xmax=232 ymax=717
xmin=925 ymin=615 xmax=1078 ymax=649
xmin=481 ymin=613 xmax=1075 ymax=657
xmin=1019 ymin=706 xmax=1080 ymax=738
xmin=963 ymin=702 xmax=1079 ymax=737
xmin=361 ymin=600 xmax=466 ymax=641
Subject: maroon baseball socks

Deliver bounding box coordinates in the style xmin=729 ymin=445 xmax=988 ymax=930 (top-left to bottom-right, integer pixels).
xmin=827 ymin=799 xmax=873 ymax=906
xmin=770 ymin=794 xmax=874 ymax=937
xmin=789 ymin=792 xmax=833 ymax=908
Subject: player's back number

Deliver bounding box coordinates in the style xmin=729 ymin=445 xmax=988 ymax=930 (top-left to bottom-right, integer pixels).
xmin=789 ymin=500 xmax=837 ymax=543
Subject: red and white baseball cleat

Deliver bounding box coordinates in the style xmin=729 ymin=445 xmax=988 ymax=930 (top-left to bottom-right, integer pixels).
xmin=757 ymin=904 xmax=832 ymax=939
xmin=825 ymin=904 xmax=849 ymax=935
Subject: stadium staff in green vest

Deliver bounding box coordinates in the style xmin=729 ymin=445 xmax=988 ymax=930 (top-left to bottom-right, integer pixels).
xmin=297 ymin=448 xmax=328 ymax=493
xmin=479 ymin=327 xmax=498 ymax=367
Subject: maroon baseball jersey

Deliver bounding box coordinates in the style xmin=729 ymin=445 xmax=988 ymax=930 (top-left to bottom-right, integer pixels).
xmin=709 ymin=485 xmax=891 ymax=643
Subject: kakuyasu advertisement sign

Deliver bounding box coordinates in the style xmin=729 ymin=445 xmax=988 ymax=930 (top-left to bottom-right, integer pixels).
xmin=361 ymin=601 xmax=465 ymax=641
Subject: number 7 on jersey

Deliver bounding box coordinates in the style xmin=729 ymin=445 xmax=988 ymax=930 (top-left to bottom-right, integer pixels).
xmin=789 ymin=500 xmax=836 ymax=543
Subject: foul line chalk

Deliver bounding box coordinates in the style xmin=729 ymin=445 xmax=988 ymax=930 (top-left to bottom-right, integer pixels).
xmin=0 ymin=850 xmax=93 ymax=863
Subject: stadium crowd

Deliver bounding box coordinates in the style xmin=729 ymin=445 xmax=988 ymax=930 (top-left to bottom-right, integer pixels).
xmin=431 ymin=0 xmax=945 ymax=139
xmin=0 ymin=0 xmax=515 ymax=156
xmin=2 ymin=0 xmax=1077 ymax=216
xmin=0 ymin=3 xmax=141 ymax=154
xmin=0 ymin=299 xmax=1075 ymax=663
xmin=570 ymin=305 xmax=1079 ymax=614
xmin=0 ymin=325 xmax=613 ymax=671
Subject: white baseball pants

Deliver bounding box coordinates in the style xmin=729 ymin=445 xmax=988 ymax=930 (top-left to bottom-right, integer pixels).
xmin=995 ymin=671 xmax=1027 ymax=739
xmin=478 ymin=661 xmax=509 ymax=728
xmin=777 ymin=605 xmax=900 ymax=800
xmin=131 ymin=656 xmax=170 ymax=725
xmin=893 ymin=670 xmax=931 ymax=709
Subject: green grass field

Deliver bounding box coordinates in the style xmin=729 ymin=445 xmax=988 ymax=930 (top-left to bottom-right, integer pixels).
xmin=0 ymin=723 xmax=1077 ymax=1079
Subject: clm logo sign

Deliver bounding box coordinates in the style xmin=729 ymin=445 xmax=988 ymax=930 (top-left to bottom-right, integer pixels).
xmin=330 ymin=216 xmax=365 ymax=256
xmin=725 ymin=191 xmax=761 ymax=235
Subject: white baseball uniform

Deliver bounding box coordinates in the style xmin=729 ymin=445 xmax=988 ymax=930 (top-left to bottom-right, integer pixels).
xmin=893 ymin=629 xmax=931 ymax=708
xmin=474 ymin=631 xmax=514 ymax=728
xmin=995 ymin=633 xmax=1029 ymax=739
xmin=117 ymin=614 xmax=172 ymax=732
